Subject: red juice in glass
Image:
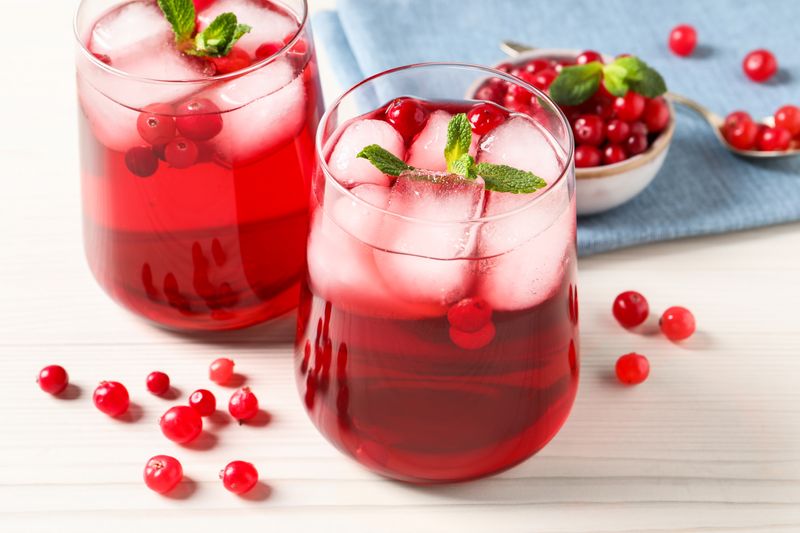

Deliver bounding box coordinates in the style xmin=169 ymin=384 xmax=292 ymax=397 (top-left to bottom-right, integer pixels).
xmin=296 ymin=64 xmax=578 ymax=482
xmin=74 ymin=0 xmax=321 ymax=330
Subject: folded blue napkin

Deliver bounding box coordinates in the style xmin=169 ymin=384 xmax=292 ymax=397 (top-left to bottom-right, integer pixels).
xmin=312 ymin=0 xmax=800 ymax=255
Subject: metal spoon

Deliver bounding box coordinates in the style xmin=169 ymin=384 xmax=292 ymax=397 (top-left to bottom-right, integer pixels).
xmin=500 ymin=40 xmax=800 ymax=159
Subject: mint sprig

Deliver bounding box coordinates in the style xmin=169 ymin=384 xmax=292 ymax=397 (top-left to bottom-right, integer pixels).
xmin=356 ymin=113 xmax=546 ymax=194
xmin=157 ymin=0 xmax=250 ymax=58
xmin=549 ymin=55 xmax=667 ymax=106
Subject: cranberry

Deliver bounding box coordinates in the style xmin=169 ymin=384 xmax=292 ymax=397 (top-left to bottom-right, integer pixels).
xmin=475 ymin=80 xmax=505 ymax=103
xmin=659 ymin=306 xmax=696 ymax=341
xmin=613 ymin=92 xmax=646 ymax=122
xmin=160 ymin=406 xmax=203 ymax=443
xmin=643 ymin=97 xmax=670 ymax=133
xmin=756 ymin=126 xmax=792 ymax=151
xmin=668 ymin=24 xmax=698 ymax=56
xmin=629 ymin=121 xmax=648 ymax=137
xmin=384 ymin=97 xmax=429 ymax=143
xmin=625 ymin=132 xmax=649 ymax=156
xmin=576 ymin=50 xmax=603 ymax=65
xmin=193 ymin=0 xmax=216 ymax=10
xmin=467 ymin=103 xmax=506 ymax=136
xmin=743 ymin=49 xmax=778 ymax=83
xmin=572 ymin=114 xmax=605 ymax=146
xmin=93 ymin=381 xmax=130 ymax=417
xmin=175 ymin=98 xmax=223 ymax=141
xmin=775 ymin=105 xmax=800 ymax=137
xmin=137 ymin=103 xmax=176 ymax=146
xmin=229 ymin=387 xmax=259 ymax=422
xmin=447 ymin=298 xmax=492 ymax=332
xmin=524 ymin=59 xmax=550 ymax=73
xmin=164 ymin=137 xmax=199 ymax=168
xmin=586 ymin=96 xmax=615 ymax=120
xmin=575 ymin=145 xmax=602 ymax=168
xmin=210 ymin=47 xmax=252 ymax=75
xmin=495 ymin=63 xmax=512 ymax=73
xmin=724 ymin=120 xmax=759 ymax=150
xmin=504 ymin=84 xmax=532 ymax=112
xmin=220 ymin=460 xmax=258 ymax=494
xmin=615 ymin=353 xmax=650 ymax=385
xmin=37 ymin=365 xmax=68 ymax=395
xmin=144 ymin=455 xmax=183 ymax=494
xmin=146 ymin=371 xmax=170 ymax=396
xmin=612 ymin=291 xmax=649 ymax=328
xmin=532 ymin=68 xmax=558 ymax=90
xmin=605 ymin=119 xmax=631 ymax=144
xmin=189 ymin=389 xmax=217 ymax=417
xmin=603 ymin=144 xmax=627 ymax=165
xmin=449 ymin=322 xmax=496 ymax=350
xmin=724 ymin=110 xmax=752 ymax=129
xmin=124 ymin=146 xmax=159 ymax=178
xmin=209 ymin=357 xmax=235 ymax=384
xmin=255 ymin=41 xmax=283 ymax=60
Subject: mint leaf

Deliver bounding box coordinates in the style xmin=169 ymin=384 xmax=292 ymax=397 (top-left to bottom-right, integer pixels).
xmin=600 ymin=62 xmax=628 ymax=96
xmin=475 ymin=163 xmax=546 ymax=194
xmin=190 ymin=13 xmax=251 ymax=57
xmin=601 ymin=56 xmax=667 ymax=98
xmin=451 ymin=154 xmax=477 ymax=179
xmin=357 ymin=145 xmax=412 ymax=176
xmin=444 ymin=113 xmax=473 ymax=172
xmin=157 ymin=0 xmax=196 ymax=43
xmin=549 ymin=62 xmax=603 ymax=106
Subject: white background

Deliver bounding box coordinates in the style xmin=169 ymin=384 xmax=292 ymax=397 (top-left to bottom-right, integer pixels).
xmin=1 ymin=0 xmax=800 ymax=531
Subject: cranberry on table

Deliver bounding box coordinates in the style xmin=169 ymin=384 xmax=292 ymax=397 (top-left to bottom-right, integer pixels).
xmin=209 ymin=357 xmax=235 ymax=385
xmin=160 ymin=406 xmax=203 ymax=444
xmin=615 ymin=353 xmax=650 ymax=385
xmin=447 ymin=297 xmax=492 ymax=332
xmin=613 ymin=92 xmax=646 ymax=122
xmin=384 ymin=97 xmax=429 ymax=143
xmin=189 ymin=389 xmax=217 ymax=417
xmin=603 ymin=144 xmax=627 ymax=165
xmin=625 ymin=132 xmax=649 ymax=156
xmin=572 ymin=114 xmax=606 ymax=146
xmin=576 ymin=50 xmax=603 ymax=64
xmin=144 ymin=455 xmax=183 ymax=494
xmin=467 ymin=103 xmax=506 ymax=136
xmin=164 ymin=137 xmax=200 ymax=168
xmin=93 ymin=381 xmax=130 ymax=417
xmin=175 ymin=98 xmax=223 ymax=141
xmin=743 ymin=49 xmax=778 ymax=83
xmin=146 ymin=371 xmax=170 ymax=396
xmin=756 ymin=126 xmax=792 ymax=151
xmin=612 ymin=291 xmax=650 ymax=328
xmin=605 ymin=119 xmax=631 ymax=144
xmin=575 ymin=145 xmax=602 ymax=168
xmin=136 ymin=103 xmax=176 ymax=146
xmin=643 ymin=97 xmax=670 ymax=133
xmin=668 ymin=24 xmax=698 ymax=57
xmin=220 ymin=460 xmax=259 ymax=495
xmin=125 ymin=146 xmax=159 ymax=178
xmin=774 ymin=105 xmax=800 ymax=137
xmin=659 ymin=306 xmax=696 ymax=341
xmin=210 ymin=47 xmax=252 ymax=75
xmin=37 ymin=365 xmax=69 ymax=395
xmin=229 ymin=387 xmax=259 ymax=422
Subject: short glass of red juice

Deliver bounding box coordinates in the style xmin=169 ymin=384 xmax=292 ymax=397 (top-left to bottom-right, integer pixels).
xmin=74 ymin=0 xmax=321 ymax=330
xmin=296 ymin=63 xmax=578 ymax=482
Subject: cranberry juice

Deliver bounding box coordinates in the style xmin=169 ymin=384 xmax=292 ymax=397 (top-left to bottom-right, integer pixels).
xmin=296 ymin=97 xmax=578 ymax=482
xmin=76 ymin=0 xmax=321 ymax=330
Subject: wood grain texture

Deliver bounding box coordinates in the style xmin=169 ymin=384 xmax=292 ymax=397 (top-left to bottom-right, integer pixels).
xmin=1 ymin=0 xmax=799 ymax=531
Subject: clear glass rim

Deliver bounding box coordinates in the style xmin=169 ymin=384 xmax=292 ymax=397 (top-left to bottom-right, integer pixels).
xmin=73 ymin=0 xmax=308 ymax=84
xmin=315 ymin=62 xmax=575 ymax=226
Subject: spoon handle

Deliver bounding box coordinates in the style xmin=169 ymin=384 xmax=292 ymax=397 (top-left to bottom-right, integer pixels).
xmin=665 ymin=92 xmax=724 ymax=126
xmin=500 ymin=41 xmax=535 ymax=56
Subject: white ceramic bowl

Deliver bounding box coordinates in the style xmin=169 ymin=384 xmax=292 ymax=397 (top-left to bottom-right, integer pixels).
xmin=493 ymin=48 xmax=676 ymax=216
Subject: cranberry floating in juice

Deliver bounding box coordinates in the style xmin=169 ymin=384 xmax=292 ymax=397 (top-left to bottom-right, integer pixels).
xmin=75 ymin=0 xmax=321 ymax=330
xmin=296 ymin=64 xmax=578 ymax=483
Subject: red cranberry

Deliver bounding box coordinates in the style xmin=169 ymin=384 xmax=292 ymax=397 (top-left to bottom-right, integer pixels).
xmin=743 ymin=49 xmax=778 ymax=83
xmin=144 ymin=455 xmax=183 ymax=494
xmin=625 ymin=132 xmax=649 ymax=156
xmin=643 ymin=97 xmax=670 ymax=133
xmin=467 ymin=103 xmax=506 ymax=136
xmin=572 ymin=114 xmax=606 ymax=146
xmin=229 ymin=387 xmax=259 ymax=422
xmin=449 ymin=322 xmax=496 ymax=350
xmin=210 ymin=357 xmax=235 ymax=384
xmin=668 ymin=24 xmax=698 ymax=56
xmin=164 ymin=137 xmax=200 ymax=168
xmin=612 ymin=291 xmax=649 ymax=328
xmin=160 ymin=406 xmax=203 ymax=443
xmin=775 ymin=105 xmax=800 ymax=137
xmin=615 ymin=353 xmax=650 ymax=385
xmin=137 ymin=103 xmax=176 ymax=146
xmin=447 ymin=298 xmax=492 ymax=332
xmin=189 ymin=389 xmax=217 ymax=417
xmin=605 ymin=119 xmax=631 ymax=144
xmin=93 ymin=381 xmax=130 ymax=417
xmin=146 ymin=371 xmax=170 ymax=396
xmin=524 ymin=59 xmax=550 ymax=74
xmin=629 ymin=121 xmax=648 ymax=137
xmin=255 ymin=41 xmax=283 ymax=60
xmin=37 ymin=365 xmax=69 ymax=395
xmin=220 ymin=460 xmax=258 ymax=494
xmin=575 ymin=145 xmax=602 ymax=168
xmin=384 ymin=97 xmax=429 ymax=143
xmin=585 ymin=95 xmax=614 ymax=120
xmin=475 ymin=80 xmax=505 ymax=103
xmin=125 ymin=146 xmax=159 ymax=178
xmin=505 ymin=83 xmax=533 ymax=109
xmin=659 ymin=306 xmax=696 ymax=341
xmin=532 ymin=68 xmax=558 ymax=90
xmin=193 ymin=0 xmax=216 ymax=10
xmin=576 ymin=50 xmax=603 ymax=64
xmin=603 ymin=144 xmax=627 ymax=165
xmin=495 ymin=63 xmax=512 ymax=73
xmin=175 ymin=98 xmax=223 ymax=141
xmin=756 ymin=126 xmax=792 ymax=151
xmin=210 ymin=47 xmax=252 ymax=75
xmin=613 ymin=92 xmax=646 ymax=122
xmin=724 ymin=120 xmax=759 ymax=150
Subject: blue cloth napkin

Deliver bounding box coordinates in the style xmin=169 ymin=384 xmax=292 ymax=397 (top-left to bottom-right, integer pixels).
xmin=312 ymin=0 xmax=800 ymax=256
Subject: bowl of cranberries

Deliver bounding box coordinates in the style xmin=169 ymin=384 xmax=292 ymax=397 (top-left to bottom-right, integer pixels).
xmin=481 ymin=48 xmax=675 ymax=215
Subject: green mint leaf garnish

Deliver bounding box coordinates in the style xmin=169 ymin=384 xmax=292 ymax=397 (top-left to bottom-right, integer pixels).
xmin=548 ymin=62 xmax=603 ymax=105
xmin=451 ymin=154 xmax=477 ymax=179
xmin=475 ymin=163 xmax=547 ymax=194
xmin=157 ymin=0 xmax=196 ymax=43
xmin=600 ymin=62 xmax=628 ymax=97
xmin=444 ymin=113 xmax=473 ymax=172
xmin=356 ymin=145 xmax=412 ymax=176
xmin=190 ymin=13 xmax=251 ymax=57
xmin=614 ymin=56 xmax=667 ymax=97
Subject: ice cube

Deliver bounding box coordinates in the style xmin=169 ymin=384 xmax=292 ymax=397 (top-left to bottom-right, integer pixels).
xmin=328 ymin=120 xmax=405 ymax=187
xmin=89 ymin=0 xmax=171 ymax=58
xmin=198 ymin=0 xmax=299 ymax=56
xmin=372 ymin=172 xmax=485 ymax=308
xmin=330 ymin=184 xmax=390 ymax=245
xmin=477 ymin=115 xmax=563 ymax=183
xmin=406 ymin=111 xmax=480 ymax=171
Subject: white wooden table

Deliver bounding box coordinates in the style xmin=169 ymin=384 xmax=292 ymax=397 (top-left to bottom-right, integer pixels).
xmin=2 ymin=1 xmax=800 ymax=531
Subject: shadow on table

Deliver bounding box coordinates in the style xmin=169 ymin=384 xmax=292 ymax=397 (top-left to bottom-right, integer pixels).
xmin=157 ymin=311 xmax=297 ymax=349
